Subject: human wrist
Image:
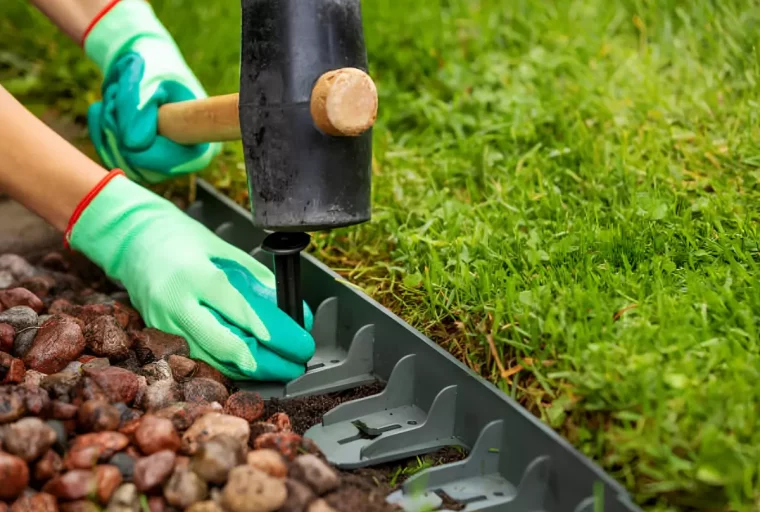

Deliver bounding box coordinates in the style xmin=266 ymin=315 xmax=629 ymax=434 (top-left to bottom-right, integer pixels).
xmin=64 ymin=169 xmax=126 ymax=249
xmin=66 ymin=171 xmax=175 ymax=278
xmin=82 ymin=0 xmax=175 ymax=75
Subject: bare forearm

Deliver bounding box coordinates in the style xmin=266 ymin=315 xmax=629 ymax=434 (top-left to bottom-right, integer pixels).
xmin=28 ymin=0 xmax=111 ymax=43
xmin=0 ymin=86 xmax=105 ymax=231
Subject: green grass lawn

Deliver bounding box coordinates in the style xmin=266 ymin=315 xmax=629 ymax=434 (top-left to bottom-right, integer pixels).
xmin=3 ymin=0 xmax=760 ymax=509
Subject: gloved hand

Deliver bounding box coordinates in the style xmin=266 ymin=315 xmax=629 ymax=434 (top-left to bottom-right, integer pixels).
xmin=65 ymin=170 xmax=316 ymax=382
xmin=83 ymin=0 xmax=220 ymax=184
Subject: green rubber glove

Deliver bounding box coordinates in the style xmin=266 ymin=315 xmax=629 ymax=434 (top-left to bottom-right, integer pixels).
xmin=84 ymin=0 xmax=221 ymax=184
xmin=67 ymin=172 xmax=315 ymax=382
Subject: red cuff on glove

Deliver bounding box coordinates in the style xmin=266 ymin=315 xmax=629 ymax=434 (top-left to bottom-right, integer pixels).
xmin=80 ymin=0 xmax=124 ymax=46
xmin=64 ymin=169 xmax=126 ymax=249
xmin=80 ymin=0 xmax=152 ymax=46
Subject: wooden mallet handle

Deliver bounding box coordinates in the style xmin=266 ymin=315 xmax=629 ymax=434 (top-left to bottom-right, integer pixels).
xmin=157 ymin=67 xmax=378 ymax=145
xmin=157 ymin=93 xmax=241 ymax=145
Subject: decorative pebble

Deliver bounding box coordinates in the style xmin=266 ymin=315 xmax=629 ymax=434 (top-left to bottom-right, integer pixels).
xmin=181 ymin=413 xmax=250 ymax=455
xmin=133 ymin=450 xmax=175 ymax=492
xmin=189 ymin=434 xmax=245 ymax=484
xmin=246 ymin=449 xmax=287 ymax=479
xmin=135 ymin=414 xmax=180 ymax=454
xmin=221 ymin=465 xmax=287 ymax=512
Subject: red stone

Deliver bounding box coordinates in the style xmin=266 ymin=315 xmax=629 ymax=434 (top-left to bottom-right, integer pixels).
xmin=81 ymin=366 xmax=139 ymax=405
xmin=130 ymin=328 xmax=189 ymax=365
xmin=20 ymin=385 xmax=51 ymax=417
xmin=118 ymin=417 xmax=142 ymax=441
xmin=133 ymin=450 xmax=175 ymax=492
xmin=2 ymin=417 xmax=57 ymax=462
xmin=183 ymin=378 xmax=229 ymax=405
xmin=0 ymin=323 xmax=14 ymax=352
xmin=48 ymin=299 xmax=74 ymax=315
xmin=167 ymin=355 xmax=196 ymax=383
xmin=112 ymin=302 xmax=143 ymax=332
xmin=17 ymin=275 xmax=57 ymax=300
xmin=94 ymin=464 xmax=123 ymax=504
xmin=148 ymin=497 xmax=166 ymax=512
xmin=23 ymin=315 xmax=85 ymax=374
xmin=84 ymin=316 xmax=131 ymax=361
xmin=193 ymin=361 xmax=230 ymax=388
xmin=10 ymin=492 xmax=58 ymax=512
xmin=72 ymin=431 xmax=130 ymax=455
xmin=64 ymin=444 xmax=101 ymax=470
xmin=77 ymin=400 xmax=121 ymax=433
xmin=0 ymin=288 xmax=44 ymax=313
xmin=65 ymin=432 xmax=129 ymax=469
xmin=135 ymin=415 xmax=180 ymax=455
xmin=224 ymin=391 xmax=265 ymax=423
xmin=71 ymin=304 xmax=113 ymax=326
xmin=34 ymin=449 xmax=64 ymax=482
xmin=266 ymin=412 xmax=292 ymax=432
xmin=0 ymin=352 xmax=26 ymax=384
xmin=0 ymin=451 xmax=29 ymax=500
xmin=254 ymin=432 xmax=305 ymax=461
xmin=154 ymin=402 xmax=223 ymax=432
xmin=249 ymin=422 xmax=279 ymax=448
xmin=52 ymin=401 xmax=79 ymax=420
xmin=43 ymin=469 xmax=96 ymax=500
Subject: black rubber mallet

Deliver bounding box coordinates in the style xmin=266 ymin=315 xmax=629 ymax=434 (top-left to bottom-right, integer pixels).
xmin=154 ymin=0 xmax=377 ymax=327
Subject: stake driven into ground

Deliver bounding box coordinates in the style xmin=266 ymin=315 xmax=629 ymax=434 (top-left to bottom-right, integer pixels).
xmin=1 ymin=1 xmax=759 ymax=510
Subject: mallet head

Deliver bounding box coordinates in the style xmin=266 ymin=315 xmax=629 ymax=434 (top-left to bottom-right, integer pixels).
xmin=239 ymin=0 xmax=377 ymax=233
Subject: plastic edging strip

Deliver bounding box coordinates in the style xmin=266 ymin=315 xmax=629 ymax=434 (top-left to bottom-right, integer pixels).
xmin=185 ymin=179 xmax=644 ymax=512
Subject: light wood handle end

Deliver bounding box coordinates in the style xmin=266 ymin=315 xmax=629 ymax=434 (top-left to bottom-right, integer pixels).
xmin=310 ymin=68 xmax=378 ymax=137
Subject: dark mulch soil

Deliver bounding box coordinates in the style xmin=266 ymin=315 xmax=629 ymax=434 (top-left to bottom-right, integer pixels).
xmin=263 ymin=382 xmax=387 ymax=436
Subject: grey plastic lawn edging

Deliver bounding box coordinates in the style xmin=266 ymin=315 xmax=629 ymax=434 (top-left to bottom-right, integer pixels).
xmin=185 ymin=179 xmax=644 ymax=512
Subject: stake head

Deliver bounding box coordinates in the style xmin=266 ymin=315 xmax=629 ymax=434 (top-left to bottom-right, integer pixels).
xmin=261 ymin=231 xmax=311 ymax=256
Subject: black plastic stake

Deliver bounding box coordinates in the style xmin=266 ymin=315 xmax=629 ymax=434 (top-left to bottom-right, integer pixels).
xmin=261 ymin=231 xmax=311 ymax=327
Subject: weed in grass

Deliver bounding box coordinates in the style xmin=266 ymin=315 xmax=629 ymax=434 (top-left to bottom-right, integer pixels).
xmin=388 ymin=456 xmax=434 ymax=489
